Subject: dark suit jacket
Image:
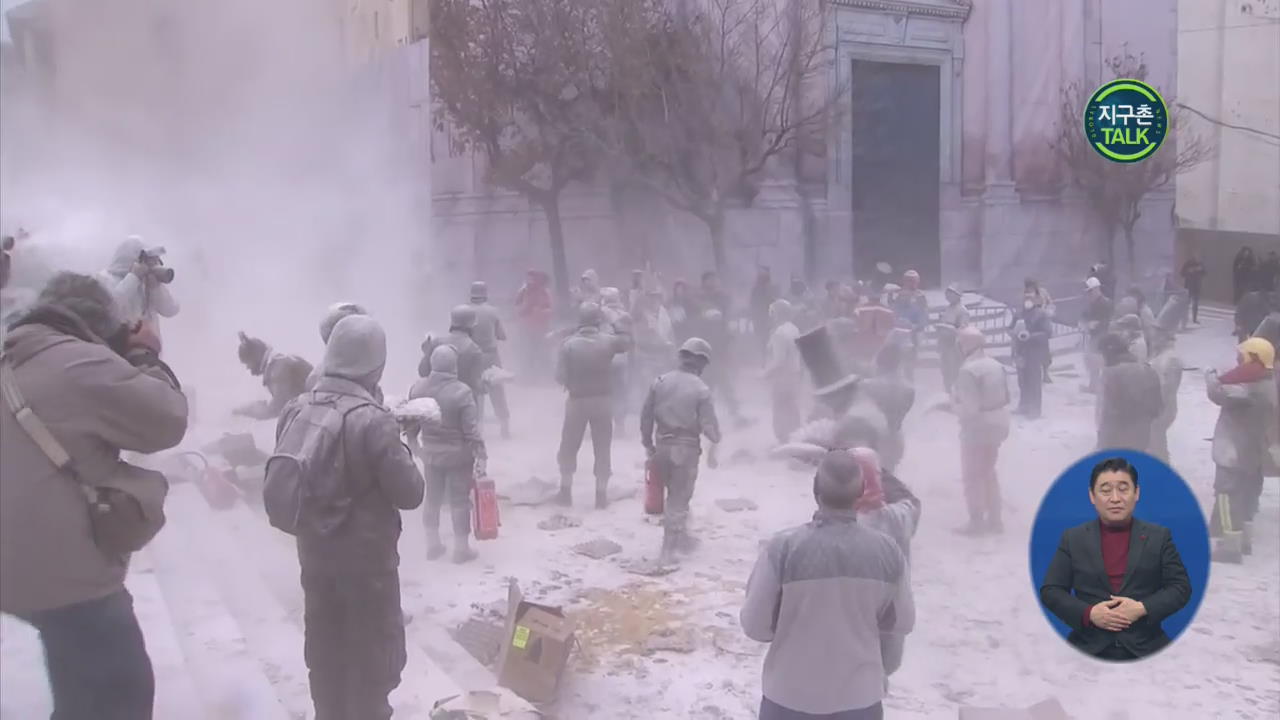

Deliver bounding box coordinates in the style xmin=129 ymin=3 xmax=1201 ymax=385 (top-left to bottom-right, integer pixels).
xmin=1039 ymin=517 xmax=1191 ymax=658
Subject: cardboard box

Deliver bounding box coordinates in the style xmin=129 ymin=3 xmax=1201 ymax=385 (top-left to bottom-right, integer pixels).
xmin=958 ymin=698 xmax=1071 ymax=720
xmin=495 ymin=581 xmax=576 ymax=704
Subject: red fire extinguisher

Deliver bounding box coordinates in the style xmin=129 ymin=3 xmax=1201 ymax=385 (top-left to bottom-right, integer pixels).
xmin=473 ymin=475 xmax=501 ymax=540
xmin=644 ymin=458 xmax=664 ymax=515
xmin=181 ymin=452 xmax=239 ymax=510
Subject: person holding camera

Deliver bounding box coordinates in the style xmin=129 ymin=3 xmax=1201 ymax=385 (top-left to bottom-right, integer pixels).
xmin=1011 ymin=291 xmax=1052 ymax=419
xmin=101 ymin=236 xmax=179 ymax=337
xmin=1 ymin=272 xmax=188 ymax=720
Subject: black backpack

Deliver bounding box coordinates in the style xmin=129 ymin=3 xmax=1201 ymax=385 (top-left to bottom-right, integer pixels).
xmin=263 ymin=392 xmax=373 ymax=536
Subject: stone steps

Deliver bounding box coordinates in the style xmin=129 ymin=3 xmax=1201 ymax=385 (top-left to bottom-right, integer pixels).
xmin=146 ymin=496 xmax=295 ymax=719
xmin=0 ymin=477 xmax=502 ymax=719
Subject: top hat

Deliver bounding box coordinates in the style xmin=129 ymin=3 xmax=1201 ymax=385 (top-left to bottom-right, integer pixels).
xmin=796 ymin=324 xmax=860 ymax=396
xmin=1153 ymin=292 xmax=1189 ymax=333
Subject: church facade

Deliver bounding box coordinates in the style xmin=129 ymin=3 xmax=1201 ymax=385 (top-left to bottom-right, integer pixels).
xmin=429 ymin=0 xmax=1180 ymax=305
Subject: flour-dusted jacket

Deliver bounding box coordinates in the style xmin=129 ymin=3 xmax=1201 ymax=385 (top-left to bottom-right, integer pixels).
xmin=740 ymin=510 xmax=913 ymax=714
xmin=1 ymin=315 xmax=187 ymax=615
xmin=952 ymin=350 xmax=1010 ymax=445
xmin=1207 ymin=368 xmax=1279 ymax=471
xmin=1039 ymin=518 xmax=1191 ymax=658
xmin=1097 ymin=359 xmax=1163 ymax=452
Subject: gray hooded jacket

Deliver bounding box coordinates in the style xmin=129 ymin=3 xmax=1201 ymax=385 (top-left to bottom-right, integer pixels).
xmin=408 ymin=347 xmax=486 ymax=467
xmin=281 ymin=316 xmax=424 ymax=574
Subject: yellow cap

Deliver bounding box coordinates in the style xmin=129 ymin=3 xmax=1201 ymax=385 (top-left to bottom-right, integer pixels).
xmin=1238 ymin=337 xmax=1275 ymax=369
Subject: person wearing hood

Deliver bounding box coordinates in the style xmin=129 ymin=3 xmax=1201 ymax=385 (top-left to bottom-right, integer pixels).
xmin=275 ymin=314 xmax=425 ymax=720
xmin=305 ymin=302 xmax=368 ymax=391
xmin=469 ymin=281 xmax=511 ymax=438
xmin=1011 ymin=291 xmax=1052 ymax=418
xmin=556 ymin=302 xmax=633 ymax=509
xmin=420 ymin=305 xmax=485 ymax=400
xmin=891 ymin=270 xmax=928 ymax=383
xmin=573 ymin=269 xmax=602 ymax=308
xmin=1094 ymin=332 xmax=1163 ymax=453
xmin=849 ymin=447 xmax=921 ymax=680
xmin=100 ymin=236 xmax=179 ymax=336
xmin=763 ymin=299 xmax=804 ymax=444
xmin=1080 ymin=276 xmax=1113 ymax=394
xmin=740 ymin=450 xmax=912 ymax=720
xmin=641 ymin=337 xmax=722 ymax=563
xmin=408 ymin=345 xmax=487 ymax=564
xmin=1206 ymin=337 xmax=1279 ymax=560
xmin=233 ymin=332 xmax=315 ymax=419
xmin=514 ymin=270 xmax=554 ymax=380
xmin=859 ymin=336 xmax=916 ymax=472
xmin=935 ymin=284 xmax=969 ymax=394
xmin=600 ymin=287 xmax=634 ymax=432
xmin=2 ymin=272 xmax=187 ymax=720
xmin=951 ymin=326 xmax=1011 ymax=535
xmin=1148 ymin=296 xmax=1187 ymax=463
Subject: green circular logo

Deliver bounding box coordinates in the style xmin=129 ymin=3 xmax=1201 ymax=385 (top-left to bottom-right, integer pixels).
xmin=1083 ymin=78 xmax=1168 ymax=163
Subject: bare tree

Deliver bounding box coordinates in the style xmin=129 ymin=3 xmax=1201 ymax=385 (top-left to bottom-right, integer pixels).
xmin=1052 ymin=50 xmax=1213 ymax=281
xmin=429 ymin=0 xmax=606 ymax=307
xmin=600 ymin=0 xmax=841 ymax=272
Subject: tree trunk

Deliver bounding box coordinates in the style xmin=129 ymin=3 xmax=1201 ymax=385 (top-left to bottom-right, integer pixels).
xmin=1122 ymin=222 xmax=1137 ymax=285
xmin=540 ymin=195 xmax=573 ymax=316
xmin=800 ymin=191 xmax=818 ymax=283
xmin=708 ymin=213 xmax=727 ymax=273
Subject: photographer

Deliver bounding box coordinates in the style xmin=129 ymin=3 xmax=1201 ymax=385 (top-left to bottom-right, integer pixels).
xmin=1011 ymin=291 xmax=1051 ymax=419
xmin=101 ymin=236 xmax=179 ymax=335
xmin=1 ymin=272 xmax=188 ymax=719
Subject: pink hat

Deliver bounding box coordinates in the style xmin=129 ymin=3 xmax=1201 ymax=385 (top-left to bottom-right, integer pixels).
xmin=849 ymin=448 xmax=884 ymax=512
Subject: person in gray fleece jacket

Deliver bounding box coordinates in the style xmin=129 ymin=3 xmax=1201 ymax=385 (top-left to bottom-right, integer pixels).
xmin=741 ymin=450 xmax=914 ymax=720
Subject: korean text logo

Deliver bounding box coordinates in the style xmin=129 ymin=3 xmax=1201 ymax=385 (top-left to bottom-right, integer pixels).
xmin=1083 ymin=79 xmax=1168 ymax=163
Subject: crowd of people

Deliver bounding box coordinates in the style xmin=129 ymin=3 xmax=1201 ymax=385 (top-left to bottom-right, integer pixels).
xmin=1 ymin=234 xmax=1277 ymax=719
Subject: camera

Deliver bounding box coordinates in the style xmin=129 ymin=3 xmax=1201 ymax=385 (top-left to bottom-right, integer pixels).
xmin=138 ymin=248 xmax=175 ymax=284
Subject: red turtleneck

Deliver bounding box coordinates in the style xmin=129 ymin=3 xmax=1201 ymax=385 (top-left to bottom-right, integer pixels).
xmin=1081 ymin=518 xmax=1132 ymax=628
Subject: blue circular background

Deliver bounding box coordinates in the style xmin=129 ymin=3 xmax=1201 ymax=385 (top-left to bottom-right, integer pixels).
xmin=1029 ymin=449 xmax=1210 ymax=646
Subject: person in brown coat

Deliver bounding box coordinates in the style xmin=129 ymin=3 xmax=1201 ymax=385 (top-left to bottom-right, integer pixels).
xmin=1 ymin=272 xmax=188 ymax=720
xmin=1094 ymin=332 xmax=1163 ymax=453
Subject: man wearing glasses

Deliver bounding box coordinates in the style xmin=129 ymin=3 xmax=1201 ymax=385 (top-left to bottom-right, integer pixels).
xmin=1039 ymin=457 xmax=1192 ymax=661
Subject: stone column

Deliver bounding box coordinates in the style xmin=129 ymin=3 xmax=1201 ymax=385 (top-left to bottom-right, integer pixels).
xmin=983 ymin=0 xmax=1015 ymax=193
xmin=1060 ymin=0 xmax=1088 ymax=90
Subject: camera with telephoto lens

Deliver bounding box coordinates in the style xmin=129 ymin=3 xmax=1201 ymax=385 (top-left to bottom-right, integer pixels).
xmin=137 ymin=247 xmax=175 ymax=284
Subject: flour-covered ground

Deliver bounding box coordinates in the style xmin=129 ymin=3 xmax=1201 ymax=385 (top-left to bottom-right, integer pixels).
xmin=3 ymin=306 xmax=1278 ymax=719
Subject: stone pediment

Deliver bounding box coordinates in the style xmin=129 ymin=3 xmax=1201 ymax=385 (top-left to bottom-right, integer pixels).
xmin=831 ymin=0 xmax=971 ymax=21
